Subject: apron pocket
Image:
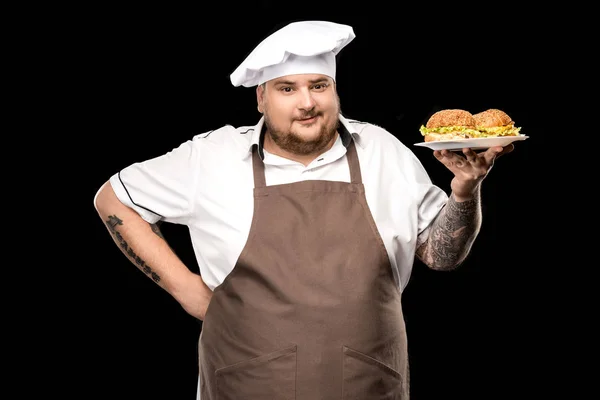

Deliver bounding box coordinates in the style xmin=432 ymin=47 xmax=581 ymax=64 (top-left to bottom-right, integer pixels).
xmin=215 ymin=344 xmax=297 ymax=400
xmin=342 ymin=345 xmax=403 ymax=400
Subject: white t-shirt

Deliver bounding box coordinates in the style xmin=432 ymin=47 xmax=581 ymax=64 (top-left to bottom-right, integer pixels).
xmin=108 ymin=114 xmax=448 ymax=292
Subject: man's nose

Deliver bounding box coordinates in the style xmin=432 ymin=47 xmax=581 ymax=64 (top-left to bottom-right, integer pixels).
xmin=297 ymin=89 xmax=316 ymax=111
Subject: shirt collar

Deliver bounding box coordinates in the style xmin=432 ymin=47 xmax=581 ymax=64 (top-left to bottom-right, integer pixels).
xmin=242 ymin=113 xmax=364 ymax=160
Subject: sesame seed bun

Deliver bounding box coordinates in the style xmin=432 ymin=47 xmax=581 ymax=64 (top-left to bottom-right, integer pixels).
xmin=426 ymin=109 xmax=476 ymax=129
xmin=472 ymin=108 xmax=521 ymax=137
xmin=423 ymin=132 xmax=472 ymax=142
xmin=473 ymin=109 xmax=513 ymax=128
xmin=420 ymin=109 xmax=479 ymax=142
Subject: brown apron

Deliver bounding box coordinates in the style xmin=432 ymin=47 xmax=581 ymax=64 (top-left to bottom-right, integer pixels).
xmin=199 ymin=139 xmax=409 ymax=399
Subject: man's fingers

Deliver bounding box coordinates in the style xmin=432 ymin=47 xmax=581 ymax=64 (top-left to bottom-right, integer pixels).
xmin=500 ymin=143 xmax=515 ymax=156
xmin=433 ymin=149 xmax=450 ymax=160
xmin=483 ymin=146 xmax=507 ymax=164
xmin=436 ymin=143 xmax=514 ymax=170
xmin=433 ymin=149 xmax=469 ymax=168
xmin=463 ymin=148 xmax=477 ymax=163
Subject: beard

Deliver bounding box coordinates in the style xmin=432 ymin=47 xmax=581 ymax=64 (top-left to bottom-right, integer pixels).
xmin=263 ymin=107 xmax=340 ymax=156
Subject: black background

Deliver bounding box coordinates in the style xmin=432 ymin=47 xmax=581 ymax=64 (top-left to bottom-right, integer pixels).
xmin=77 ymin=6 xmax=557 ymax=400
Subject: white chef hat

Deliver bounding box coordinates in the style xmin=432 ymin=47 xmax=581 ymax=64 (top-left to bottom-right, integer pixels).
xmin=230 ymin=20 xmax=356 ymax=88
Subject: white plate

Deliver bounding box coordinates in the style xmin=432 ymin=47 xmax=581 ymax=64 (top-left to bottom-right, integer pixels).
xmin=414 ymin=135 xmax=529 ymax=151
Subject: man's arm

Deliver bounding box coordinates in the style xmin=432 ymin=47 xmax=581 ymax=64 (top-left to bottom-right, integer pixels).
xmin=415 ymin=145 xmax=513 ymax=271
xmin=94 ymin=181 xmax=212 ymax=320
xmin=415 ymin=189 xmax=481 ymax=271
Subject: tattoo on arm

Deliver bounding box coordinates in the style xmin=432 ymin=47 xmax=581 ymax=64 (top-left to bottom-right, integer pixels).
xmin=105 ymin=215 xmax=161 ymax=283
xmin=423 ymin=194 xmax=481 ymax=270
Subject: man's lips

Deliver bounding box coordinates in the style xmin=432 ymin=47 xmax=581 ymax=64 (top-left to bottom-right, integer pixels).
xmin=296 ymin=116 xmax=318 ymax=124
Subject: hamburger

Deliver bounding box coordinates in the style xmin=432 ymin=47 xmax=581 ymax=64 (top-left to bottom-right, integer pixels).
xmin=419 ymin=108 xmax=523 ymax=142
xmin=472 ymin=108 xmax=521 ymax=137
xmin=419 ymin=109 xmax=481 ymax=142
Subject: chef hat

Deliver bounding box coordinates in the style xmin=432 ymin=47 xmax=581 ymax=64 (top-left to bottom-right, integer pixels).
xmin=230 ymin=20 xmax=356 ymax=87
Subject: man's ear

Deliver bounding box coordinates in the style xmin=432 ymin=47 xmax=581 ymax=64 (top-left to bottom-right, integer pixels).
xmin=256 ymin=84 xmax=264 ymax=113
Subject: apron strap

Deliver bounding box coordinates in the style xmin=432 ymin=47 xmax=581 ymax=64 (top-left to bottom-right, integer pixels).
xmin=252 ymin=144 xmax=267 ymax=188
xmin=345 ymin=138 xmax=362 ymax=184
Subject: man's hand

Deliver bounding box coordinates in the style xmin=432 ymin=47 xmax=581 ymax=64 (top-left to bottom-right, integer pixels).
xmin=175 ymin=273 xmax=214 ymax=321
xmin=433 ymin=143 xmax=514 ymax=202
xmin=433 ymin=144 xmax=514 ymax=201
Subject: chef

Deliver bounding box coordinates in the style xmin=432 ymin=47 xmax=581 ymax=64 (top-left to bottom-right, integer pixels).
xmin=94 ymin=19 xmax=512 ymax=400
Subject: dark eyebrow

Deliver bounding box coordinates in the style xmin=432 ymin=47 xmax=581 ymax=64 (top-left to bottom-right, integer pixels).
xmin=273 ymin=78 xmax=330 ymax=86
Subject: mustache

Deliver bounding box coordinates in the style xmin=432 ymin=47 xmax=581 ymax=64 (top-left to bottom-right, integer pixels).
xmin=297 ymin=112 xmax=319 ymax=120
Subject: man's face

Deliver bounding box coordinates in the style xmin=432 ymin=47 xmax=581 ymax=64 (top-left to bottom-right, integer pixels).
xmin=257 ymin=74 xmax=340 ymax=156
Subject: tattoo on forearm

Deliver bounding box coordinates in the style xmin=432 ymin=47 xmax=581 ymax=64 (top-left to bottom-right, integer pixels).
xmin=105 ymin=215 xmax=161 ymax=283
xmin=427 ymin=195 xmax=481 ymax=270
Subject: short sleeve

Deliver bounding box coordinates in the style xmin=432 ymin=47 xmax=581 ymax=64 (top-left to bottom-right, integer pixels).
xmin=411 ymin=156 xmax=448 ymax=247
xmin=109 ymin=139 xmax=199 ymax=225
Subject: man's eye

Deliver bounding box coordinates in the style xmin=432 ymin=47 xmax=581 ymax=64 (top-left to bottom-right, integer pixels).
xmin=281 ymin=87 xmax=292 ymax=92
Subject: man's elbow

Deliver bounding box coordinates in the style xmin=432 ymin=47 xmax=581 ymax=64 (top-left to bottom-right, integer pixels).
xmin=94 ymin=181 xmax=118 ymax=215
